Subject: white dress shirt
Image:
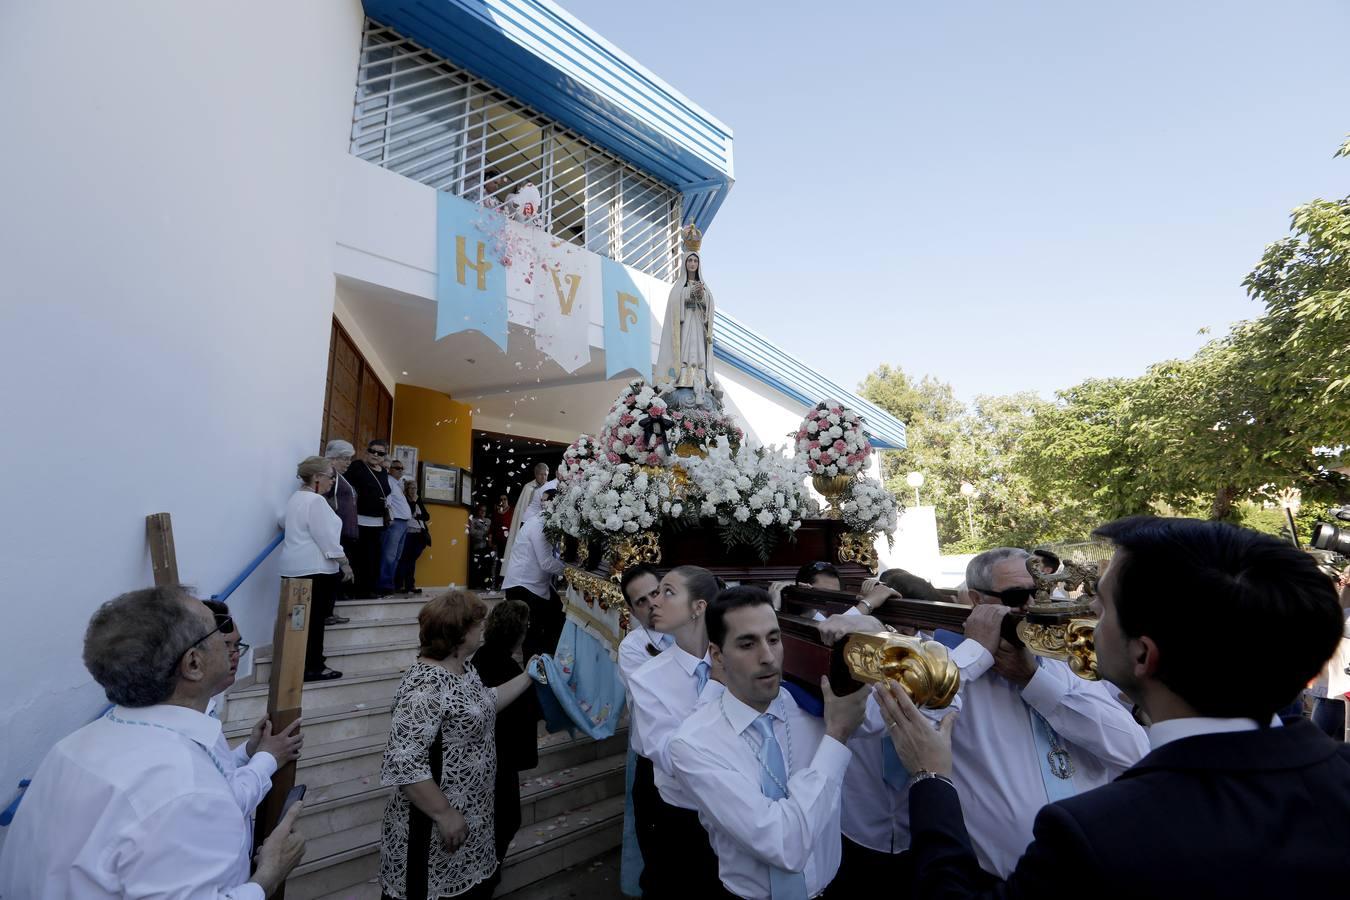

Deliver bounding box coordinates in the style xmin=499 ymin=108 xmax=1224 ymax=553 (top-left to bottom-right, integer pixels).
xmin=945 ymin=638 xmax=1150 ymax=876
xmin=501 ymin=516 xmax=564 ymax=598
xmin=628 ymin=641 xmax=723 ymax=808
xmin=669 ymin=688 xmax=851 ymax=899
xmin=278 ymin=489 xmax=345 ymax=577
xmin=0 ymin=705 xmax=263 ymax=899
xmin=385 ymin=479 xmax=411 ymax=521
xmin=1147 ymin=714 xmax=1281 ymax=751
xmin=619 ymin=630 xmax=673 ymax=752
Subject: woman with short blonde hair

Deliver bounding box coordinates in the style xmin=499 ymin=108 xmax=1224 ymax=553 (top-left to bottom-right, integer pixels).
xmin=278 ymin=455 xmax=351 ymax=681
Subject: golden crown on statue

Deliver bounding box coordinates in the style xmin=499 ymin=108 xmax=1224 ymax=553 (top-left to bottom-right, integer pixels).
xmin=680 ymin=223 xmax=703 ymax=253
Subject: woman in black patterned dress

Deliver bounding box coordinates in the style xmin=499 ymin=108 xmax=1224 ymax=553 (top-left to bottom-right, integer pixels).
xmin=378 ymin=591 xmax=538 ymax=900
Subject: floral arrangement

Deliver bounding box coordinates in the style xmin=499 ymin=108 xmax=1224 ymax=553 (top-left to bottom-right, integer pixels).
xmin=598 ymin=379 xmax=671 ymax=466
xmin=544 ymin=458 xmax=670 ymax=546
xmin=678 ymin=437 xmax=810 ymax=558
xmin=839 ymin=476 xmax=901 ymax=543
xmin=558 ymin=434 xmax=600 ymax=484
xmin=667 ymin=407 xmax=744 ymax=455
xmin=795 ymin=400 xmax=873 ymax=477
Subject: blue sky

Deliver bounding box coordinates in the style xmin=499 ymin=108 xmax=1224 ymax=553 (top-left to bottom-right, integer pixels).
xmin=563 ymin=0 xmax=1349 ymax=401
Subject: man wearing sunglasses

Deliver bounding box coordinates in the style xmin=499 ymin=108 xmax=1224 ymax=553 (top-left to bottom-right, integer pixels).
xmin=927 ymin=547 xmax=1148 ymax=877
xmin=0 ymin=586 xmax=306 ymax=898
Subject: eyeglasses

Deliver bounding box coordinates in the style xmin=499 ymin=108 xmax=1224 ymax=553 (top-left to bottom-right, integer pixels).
xmin=978 ymin=586 xmax=1038 ymax=608
xmin=389 ymin=466 xmax=404 ymax=471
xmin=229 ymin=640 xmax=251 ymax=656
xmin=367 ymin=449 xmax=387 ymax=456
xmin=169 ymin=612 xmax=234 ymax=676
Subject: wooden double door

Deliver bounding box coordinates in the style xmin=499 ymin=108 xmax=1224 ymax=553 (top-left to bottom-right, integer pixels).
xmin=322 ymin=318 xmax=392 ymax=453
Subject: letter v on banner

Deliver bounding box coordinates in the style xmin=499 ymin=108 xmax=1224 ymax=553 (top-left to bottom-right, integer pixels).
xmin=533 ymin=233 xmax=596 ymax=374
xmin=600 ymin=256 xmax=652 ymax=380
xmin=436 ymin=191 xmax=508 ymax=350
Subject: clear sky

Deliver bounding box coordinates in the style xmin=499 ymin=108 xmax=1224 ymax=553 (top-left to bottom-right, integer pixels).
xmin=562 ymin=0 xmax=1349 ymax=401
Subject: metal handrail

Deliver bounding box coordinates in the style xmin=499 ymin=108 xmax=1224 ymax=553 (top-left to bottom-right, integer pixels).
xmin=211 ymin=531 xmax=284 ymax=603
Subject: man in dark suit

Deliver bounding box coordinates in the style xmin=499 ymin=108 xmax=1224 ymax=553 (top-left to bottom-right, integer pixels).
xmin=878 ymin=515 xmax=1350 ymax=898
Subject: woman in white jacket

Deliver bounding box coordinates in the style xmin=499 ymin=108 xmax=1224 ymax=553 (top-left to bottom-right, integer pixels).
xmin=280 ymin=455 xmax=353 ymax=681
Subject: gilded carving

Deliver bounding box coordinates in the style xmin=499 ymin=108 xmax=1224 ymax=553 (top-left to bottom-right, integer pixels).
xmin=840 ymin=632 xmax=961 ymax=709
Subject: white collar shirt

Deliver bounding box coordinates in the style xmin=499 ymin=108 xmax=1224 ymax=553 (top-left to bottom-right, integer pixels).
xmin=628 ymin=641 xmax=723 ymax=808
xmin=840 ymin=635 xmax=963 ymax=854
xmin=500 ymin=517 xmax=564 ymax=598
xmin=669 ymin=688 xmax=851 ymax=899
xmin=944 ymin=638 xmax=1151 ymax=877
xmin=618 ymin=630 xmax=673 ymax=751
xmin=0 ymin=704 xmax=263 ymax=899
xmin=385 ymin=480 xmax=412 ymax=520
xmin=1147 ymin=714 xmax=1282 ymax=751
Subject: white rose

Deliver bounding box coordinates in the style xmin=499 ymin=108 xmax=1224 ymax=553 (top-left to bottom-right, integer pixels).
xmin=671 ymin=503 xmax=684 ymax=517
xmin=829 ymin=426 xmax=843 ymax=439
xmin=756 ymin=510 xmax=774 ymax=527
xmin=623 ymin=521 xmax=639 ymax=533
xmin=778 ymin=509 xmax=792 ymax=524
xmin=733 ymin=507 xmax=751 ymax=523
xmin=604 ymin=515 xmax=622 ymax=531
xmin=701 ymin=501 xmax=718 ymax=517
xmin=825 ymin=464 xmax=838 ymax=476
xmin=662 ymin=501 xmax=672 ymax=514
xmin=806 ymin=421 xmax=819 ymax=434
xmin=748 ymin=494 xmax=765 ymax=510
xmin=827 ymin=413 xmax=840 ymax=425
xmin=638 ymin=512 xmax=654 ymax=528
xmin=810 ymin=449 xmax=821 ymax=460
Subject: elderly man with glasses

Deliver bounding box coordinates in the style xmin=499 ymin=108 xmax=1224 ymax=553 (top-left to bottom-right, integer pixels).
xmin=0 ymin=586 xmax=307 ymax=898
xmin=925 ymin=547 xmax=1149 ymax=876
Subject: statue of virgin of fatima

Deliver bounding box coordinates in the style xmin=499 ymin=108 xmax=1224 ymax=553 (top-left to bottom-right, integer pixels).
xmin=656 ymin=224 xmax=716 ymax=403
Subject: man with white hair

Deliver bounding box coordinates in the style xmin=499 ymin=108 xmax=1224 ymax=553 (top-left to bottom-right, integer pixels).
xmin=934 ymin=547 xmax=1149 ymax=875
xmin=0 ymin=586 xmax=307 ymax=897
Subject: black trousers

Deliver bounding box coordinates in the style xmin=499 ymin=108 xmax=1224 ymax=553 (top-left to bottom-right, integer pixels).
xmin=824 ymin=836 xmax=912 ymax=897
xmin=505 ymin=585 xmax=565 ymax=659
xmin=355 ymin=524 xmax=384 ymax=598
xmin=640 ymin=788 xmax=722 ymax=899
xmin=303 ymin=572 xmax=338 ymax=674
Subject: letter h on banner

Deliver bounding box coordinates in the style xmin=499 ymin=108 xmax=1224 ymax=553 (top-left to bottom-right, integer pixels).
xmin=600 ymin=256 xmax=652 ymax=379
xmin=436 ymin=191 xmax=508 ymax=350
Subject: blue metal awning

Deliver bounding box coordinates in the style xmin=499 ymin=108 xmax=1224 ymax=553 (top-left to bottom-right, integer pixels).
xmin=713 ymin=311 xmax=908 ymax=450
xmin=362 ymin=0 xmax=735 ymax=231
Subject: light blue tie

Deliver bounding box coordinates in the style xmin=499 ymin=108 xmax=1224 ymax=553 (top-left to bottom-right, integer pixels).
xmin=750 ymin=715 xmax=809 ymax=900
xmin=1028 ymin=708 xmax=1076 ymax=803
xmin=881 ymin=741 xmax=910 ymax=792
xmin=695 ymin=659 xmax=710 ymax=695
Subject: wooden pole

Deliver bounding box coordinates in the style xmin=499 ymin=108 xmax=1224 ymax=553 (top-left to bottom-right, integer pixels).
xmin=146 ymin=513 xmax=179 ymax=585
xmin=252 ymin=577 xmax=312 ymax=897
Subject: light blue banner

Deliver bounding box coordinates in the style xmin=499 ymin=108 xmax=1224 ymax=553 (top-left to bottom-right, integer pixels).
xmin=436 ymin=191 xmax=508 ymax=351
xmin=600 ymin=256 xmax=652 ymax=379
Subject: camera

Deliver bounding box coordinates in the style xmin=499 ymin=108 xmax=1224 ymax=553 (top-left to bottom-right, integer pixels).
xmin=1311 ymin=505 xmax=1350 ymax=557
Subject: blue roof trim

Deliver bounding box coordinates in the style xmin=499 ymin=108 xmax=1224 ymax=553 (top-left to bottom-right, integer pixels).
xmin=713 ymin=311 xmax=908 ymax=450
xmin=363 ymin=0 xmax=734 ymax=231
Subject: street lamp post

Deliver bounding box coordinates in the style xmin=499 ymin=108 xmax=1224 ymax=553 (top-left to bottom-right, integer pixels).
xmin=960 ymin=482 xmax=976 ymax=539
xmin=906 ymin=471 xmax=925 ymax=507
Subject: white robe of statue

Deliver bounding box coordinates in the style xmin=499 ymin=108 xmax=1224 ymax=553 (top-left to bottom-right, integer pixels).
xmin=655 ymin=251 xmax=715 ymax=397
xmin=502 ymin=476 xmax=547 ymax=566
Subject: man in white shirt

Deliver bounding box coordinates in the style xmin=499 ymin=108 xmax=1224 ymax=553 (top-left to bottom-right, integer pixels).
xmin=0 ymin=585 xmax=306 ymax=898
xmin=615 ymin=564 xmax=674 ymax=894
xmin=377 ymin=459 xmax=413 ymax=595
xmin=930 ymin=547 xmax=1149 ymax=876
xmin=502 ymin=480 xmax=565 ymax=657
xmin=669 ymin=585 xmax=870 ymax=899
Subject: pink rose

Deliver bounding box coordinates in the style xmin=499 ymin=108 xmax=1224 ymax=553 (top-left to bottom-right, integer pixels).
xmin=607 ymin=452 xmax=621 ymax=463
xmin=619 ymin=413 xmax=635 ymax=426
xmin=696 ymin=427 xmax=706 ymax=437
xmin=808 ymin=440 xmax=820 ymax=450
xmin=833 ymin=439 xmax=847 ymax=453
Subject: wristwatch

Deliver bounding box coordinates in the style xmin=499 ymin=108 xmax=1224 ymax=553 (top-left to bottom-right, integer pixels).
xmin=910 ymin=770 xmax=955 ymax=790
xmin=856 ymin=596 xmax=874 ymax=613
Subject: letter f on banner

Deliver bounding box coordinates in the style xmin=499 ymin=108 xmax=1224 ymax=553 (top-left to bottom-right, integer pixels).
xmin=600 ymin=256 xmax=652 ymax=379
xmin=436 ymin=191 xmax=508 ymax=350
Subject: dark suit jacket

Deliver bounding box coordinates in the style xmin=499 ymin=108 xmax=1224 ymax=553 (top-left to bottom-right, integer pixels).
xmin=909 ymin=718 xmax=1350 ymax=899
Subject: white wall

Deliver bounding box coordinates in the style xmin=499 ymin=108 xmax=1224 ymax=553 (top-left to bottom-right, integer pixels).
xmin=0 ymin=0 xmax=366 ymax=836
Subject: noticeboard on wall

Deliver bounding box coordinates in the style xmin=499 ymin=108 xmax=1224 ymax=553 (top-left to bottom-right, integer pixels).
xmin=421 ymin=462 xmax=460 ymax=506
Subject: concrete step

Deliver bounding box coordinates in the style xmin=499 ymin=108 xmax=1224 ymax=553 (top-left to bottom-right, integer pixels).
xmin=524 ymin=728 xmax=629 ymax=779
xmin=334 ymin=595 xmax=429 ymax=622
xmin=519 ymin=754 xmax=627 ymax=828
xmin=254 ymin=640 xmax=417 ymax=683
xmin=286 ymin=788 xmax=627 ymax=900
xmin=294 ymin=733 xmax=388 ymax=791
xmin=224 ymin=668 xmax=406 ymax=726
xmin=323 ymin=617 xmax=420 ymax=650
xmin=223 ymin=695 xmax=393 ymax=747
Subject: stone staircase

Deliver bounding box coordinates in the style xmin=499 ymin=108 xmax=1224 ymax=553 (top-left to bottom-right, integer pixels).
xmin=218 ymin=592 xmax=629 ymax=899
